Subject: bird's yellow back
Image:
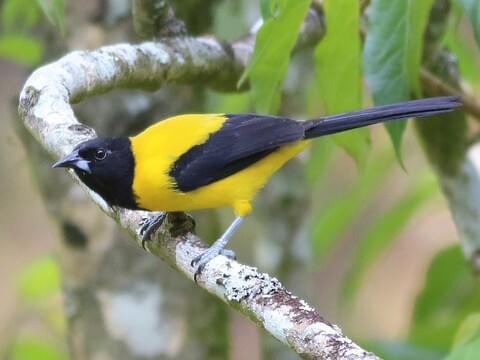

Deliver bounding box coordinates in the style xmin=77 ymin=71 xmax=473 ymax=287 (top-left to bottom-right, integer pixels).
xmin=129 ymin=114 xmax=308 ymax=216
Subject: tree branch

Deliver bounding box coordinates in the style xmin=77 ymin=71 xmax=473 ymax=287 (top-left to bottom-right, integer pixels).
xmin=18 ymin=11 xmax=378 ymax=360
xmin=420 ymin=68 xmax=480 ymax=121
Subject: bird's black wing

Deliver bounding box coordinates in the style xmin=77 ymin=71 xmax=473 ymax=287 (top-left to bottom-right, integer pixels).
xmin=169 ymin=114 xmax=305 ymax=192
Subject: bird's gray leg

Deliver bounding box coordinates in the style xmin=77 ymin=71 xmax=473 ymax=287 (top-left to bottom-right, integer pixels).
xmin=191 ymin=216 xmax=244 ymax=281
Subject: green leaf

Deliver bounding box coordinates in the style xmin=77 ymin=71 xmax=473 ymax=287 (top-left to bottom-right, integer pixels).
xmin=410 ymin=245 xmax=480 ymax=350
xmin=444 ymin=15 xmax=480 ymax=85
xmin=364 ymin=0 xmax=434 ymax=163
xmin=17 ymin=256 xmax=61 ymax=302
xmin=304 ymin=78 xmax=336 ymax=186
xmin=314 ymin=0 xmax=370 ymax=168
xmin=452 ymin=313 xmax=480 ymax=349
xmin=413 ymin=246 xmax=467 ymax=323
xmin=260 ymin=0 xmax=281 ymax=20
xmin=305 ymin=138 xmax=335 ymax=186
xmin=0 ymin=35 xmax=43 ymax=66
xmin=446 ymin=335 xmax=480 ymax=360
xmin=342 ymin=173 xmax=437 ymax=301
xmin=366 ymin=340 xmax=445 ymax=360
xmin=259 ymin=0 xmax=286 ymax=20
xmin=459 ymin=0 xmax=480 ymax=48
xmin=310 ymin=148 xmax=395 ymax=260
xmin=35 ymin=0 xmax=65 ymax=36
xmin=206 ymin=91 xmax=251 ymax=113
xmin=260 ymin=0 xmax=271 ymax=20
xmin=1 ymin=0 xmax=40 ymax=33
xmin=10 ymin=337 xmax=67 ymax=360
xmin=239 ymin=0 xmax=310 ymax=113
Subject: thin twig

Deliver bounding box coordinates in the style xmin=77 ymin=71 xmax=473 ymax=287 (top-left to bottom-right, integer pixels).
xmin=420 ymin=68 xmax=480 ymax=120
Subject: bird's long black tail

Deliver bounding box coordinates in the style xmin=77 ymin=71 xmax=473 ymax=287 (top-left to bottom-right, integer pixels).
xmin=303 ymin=96 xmax=461 ymax=139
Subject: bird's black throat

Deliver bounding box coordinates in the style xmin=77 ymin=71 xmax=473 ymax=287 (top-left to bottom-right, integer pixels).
xmin=74 ymin=137 xmax=139 ymax=210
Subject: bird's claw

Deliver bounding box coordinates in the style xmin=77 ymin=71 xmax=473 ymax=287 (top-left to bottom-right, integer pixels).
xmin=139 ymin=212 xmax=167 ymax=250
xmin=191 ymin=248 xmax=236 ymax=282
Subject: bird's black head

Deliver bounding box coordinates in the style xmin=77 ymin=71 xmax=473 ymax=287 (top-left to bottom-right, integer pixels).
xmin=52 ymin=137 xmax=139 ymax=209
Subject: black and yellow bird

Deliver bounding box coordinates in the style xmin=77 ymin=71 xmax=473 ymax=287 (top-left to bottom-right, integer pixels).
xmin=53 ymin=96 xmax=461 ymax=278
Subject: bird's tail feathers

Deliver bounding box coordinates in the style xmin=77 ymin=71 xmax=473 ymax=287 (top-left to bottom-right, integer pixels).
xmin=303 ymin=96 xmax=461 ymax=139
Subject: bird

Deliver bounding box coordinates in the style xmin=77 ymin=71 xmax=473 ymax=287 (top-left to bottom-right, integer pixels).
xmin=53 ymin=96 xmax=461 ymax=280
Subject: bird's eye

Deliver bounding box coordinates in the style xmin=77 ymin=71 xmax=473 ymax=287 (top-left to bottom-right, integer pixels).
xmin=94 ymin=148 xmax=107 ymax=161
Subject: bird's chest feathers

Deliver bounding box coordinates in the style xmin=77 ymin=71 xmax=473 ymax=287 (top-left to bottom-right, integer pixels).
xmin=129 ymin=114 xmax=225 ymax=211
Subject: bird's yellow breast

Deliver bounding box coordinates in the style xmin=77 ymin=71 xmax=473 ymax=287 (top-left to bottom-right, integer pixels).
xmin=129 ymin=114 xmax=308 ymax=216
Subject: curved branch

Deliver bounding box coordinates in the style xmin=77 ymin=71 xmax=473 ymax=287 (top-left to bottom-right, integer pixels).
xmin=18 ymin=12 xmax=378 ymax=360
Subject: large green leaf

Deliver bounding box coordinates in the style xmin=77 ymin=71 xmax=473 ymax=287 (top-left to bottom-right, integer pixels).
xmin=305 ymin=139 xmax=335 ymax=186
xmin=206 ymin=91 xmax=251 ymax=113
xmin=310 ymin=148 xmax=395 ymax=260
xmin=1 ymin=0 xmax=40 ymax=33
xmin=459 ymin=0 xmax=480 ymax=48
xmin=444 ymin=11 xmax=480 ymax=85
xmin=0 ymin=35 xmax=43 ymax=66
xmin=366 ymin=341 xmax=444 ymax=360
xmin=260 ymin=0 xmax=282 ymax=20
xmin=342 ymin=173 xmax=437 ymax=301
xmin=452 ymin=313 xmax=480 ymax=349
xmin=239 ymin=0 xmax=310 ymax=113
xmin=10 ymin=337 xmax=67 ymax=360
xmin=35 ymin=0 xmax=65 ymax=36
xmin=446 ymin=335 xmax=480 ymax=360
xmin=410 ymin=245 xmax=480 ymax=350
xmin=314 ymin=0 xmax=370 ymax=168
xmin=17 ymin=256 xmax=61 ymax=302
xmin=304 ymin=75 xmax=336 ymax=186
xmin=364 ymin=0 xmax=434 ymax=163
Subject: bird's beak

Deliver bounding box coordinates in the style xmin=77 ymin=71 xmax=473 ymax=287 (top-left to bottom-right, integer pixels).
xmin=52 ymin=150 xmax=91 ymax=174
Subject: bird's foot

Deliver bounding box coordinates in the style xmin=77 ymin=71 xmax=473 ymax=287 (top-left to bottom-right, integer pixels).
xmin=191 ymin=245 xmax=236 ymax=282
xmin=139 ymin=212 xmax=167 ymax=250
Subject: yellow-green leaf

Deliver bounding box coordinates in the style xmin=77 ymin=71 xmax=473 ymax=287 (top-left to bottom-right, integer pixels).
xmin=314 ymin=0 xmax=370 ymax=168
xmin=444 ymin=9 xmax=480 ymax=85
xmin=409 ymin=245 xmax=480 ymax=349
xmin=1 ymin=0 xmax=40 ymax=33
xmin=239 ymin=0 xmax=310 ymax=113
xmin=446 ymin=335 xmax=480 ymax=360
xmin=452 ymin=313 xmax=480 ymax=350
xmin=310 ymin=148 xmax=395 ymax=259
xmin=10 ymin=337 xmax=67 ymax=360
xmin=0 ymin=35 xmax=43 ymax=66
xmin=342 ymin=173 xmax=437 ymax=301
xmin=17 ymin=256 xmax=61 ymax=302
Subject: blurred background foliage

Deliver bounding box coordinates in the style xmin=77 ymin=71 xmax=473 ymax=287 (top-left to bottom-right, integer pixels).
xmin=1 ymin=0 xmax=480 ymax=359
